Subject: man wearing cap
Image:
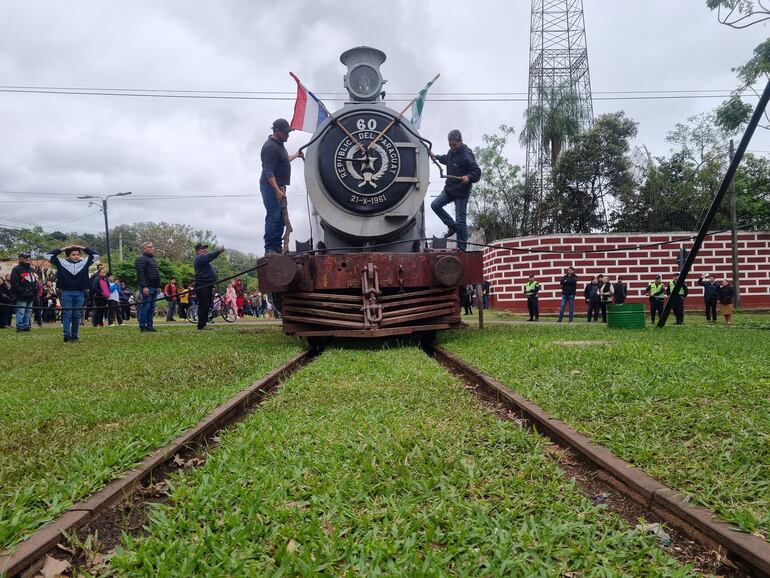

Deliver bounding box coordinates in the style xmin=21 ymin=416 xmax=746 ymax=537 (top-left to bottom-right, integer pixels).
xmin=260 ymin=119 xmax=304 ymax=255
xmin=10 ymin=252 xmax=39 ymax=332
xmin=47 ymin=244 xmax=99 ymax=341
xmin=193 ymin=243 xmax=225 ymax=330
xmin=429 ymin=129 xmax=482 ymax=251
xmin=666 ymin=272 xmax=689 ymax=325
xmin=645 ymin=274 xmax=666 ymax=324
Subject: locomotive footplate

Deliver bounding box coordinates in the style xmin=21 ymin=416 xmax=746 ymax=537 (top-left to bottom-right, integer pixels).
xmin=257 ymin=251 xmax=483 ymax=338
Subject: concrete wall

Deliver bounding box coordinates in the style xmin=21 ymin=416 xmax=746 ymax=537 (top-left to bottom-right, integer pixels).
xmin=484 ymin=231 xmax=770 ymax=313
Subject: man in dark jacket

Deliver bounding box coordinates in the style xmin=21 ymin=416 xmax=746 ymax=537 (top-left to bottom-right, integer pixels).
xmin=194 ymin=243 xmax=225 ymax=330
xmin=613 ymin=277 xmax=627 ymax=304
xmin=557 ymin=267 xmax=578 ymax=322
xmin=10 ymin=251 xmax=38 ymax=332
xmin=48 ymin=245 xmax=98 ymax=341
xmin=666 ymin=272 xmax=689 ymax=325
xmin=135 ymin=241 xmax=162 ymax=332
xmin=584 ymin=276 xmax=601 ymax=322
xmin=430 ymin=129 xmax=482 ymax=251
xmin=698 ymin=274 xmax=720 ymax=323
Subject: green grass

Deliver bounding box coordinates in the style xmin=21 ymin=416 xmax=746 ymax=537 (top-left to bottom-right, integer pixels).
xmin=0 ymin=324 xmax=302 ymax=554
xmin=112 ymin=347 xmax=693 ymax=577
xmin=440 ymin=320 xmax=770 ymax=539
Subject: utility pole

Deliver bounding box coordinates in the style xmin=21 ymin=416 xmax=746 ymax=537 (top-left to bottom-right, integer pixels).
xmin=119 ymin=231 xmax=124 ymax=262
xmin=729 ymin=139 xmax=740 ymax=307
xmin=78 ymin=192 xmax=132 ymax=272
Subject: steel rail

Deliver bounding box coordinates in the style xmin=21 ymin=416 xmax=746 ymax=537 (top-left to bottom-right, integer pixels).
xmin=428 ymin=344 xmax=770 ymax=577
xmin=0 ymin=349 xmax=315 ymax=578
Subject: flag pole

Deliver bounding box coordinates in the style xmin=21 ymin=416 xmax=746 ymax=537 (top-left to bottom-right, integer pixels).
xmin=367 ymin=73 xmax=440 ymax=151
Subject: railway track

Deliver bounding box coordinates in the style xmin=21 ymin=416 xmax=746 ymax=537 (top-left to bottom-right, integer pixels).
xmin=3 ymin=343 xmax=769 ymax=577
xmin=427 ymin=343 xmax=770 ymax=578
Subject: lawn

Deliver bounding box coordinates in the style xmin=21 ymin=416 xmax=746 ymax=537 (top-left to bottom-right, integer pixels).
xmin=112 ymin=346 xmax=693 ymax=577
xmin=0 ymin=324 xmax=302 ymax=554
xmin=440 ymin=318 xmax=770 ymax=539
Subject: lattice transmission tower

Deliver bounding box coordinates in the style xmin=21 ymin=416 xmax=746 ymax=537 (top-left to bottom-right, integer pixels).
xmin=525 ymin=0 xmax=594 ymax=233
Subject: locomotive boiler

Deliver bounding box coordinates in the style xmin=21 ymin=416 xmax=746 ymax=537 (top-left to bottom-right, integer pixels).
xmin=257 ymin=46 xmax=483 ymax=340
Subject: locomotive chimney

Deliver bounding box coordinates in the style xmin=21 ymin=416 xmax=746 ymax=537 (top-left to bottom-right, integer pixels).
xmin=340 ymin=46 xmax=387 ymax=103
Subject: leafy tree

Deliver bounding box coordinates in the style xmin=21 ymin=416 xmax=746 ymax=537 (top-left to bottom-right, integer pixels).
xmin=706 ymin=1 xmax=769 ymax=131
xmin=111 ymin=222 xmax=217 ymax=262
xmin=546 ymin=112 xmax=638 ymax=233
xmin=735 ymin=153 xmax=770 ymax=228
xmin=519 ymin=83 xmax=583 ymax=168
xmin=469 ymin=125 xmax=533 ymax=241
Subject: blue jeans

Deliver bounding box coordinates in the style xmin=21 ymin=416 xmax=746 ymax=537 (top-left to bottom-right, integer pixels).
xmin=261 ymin=183 xmax=284 ymax=254
xmin=431 ymin=191 xmax=469 ymax=250
xmin=60 ymin=290 xmax=85 ymax=338
xmin=558 ymin=294 xmax=575 ymax=322
xmin=15 ymin=299 xmax=33 ymax=329
xmin=138 ymin=288 xmax=160 ymax=329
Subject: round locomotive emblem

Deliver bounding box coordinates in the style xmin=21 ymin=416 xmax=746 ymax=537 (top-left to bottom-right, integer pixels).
xmin=334 ymin=134 xmax=400 ymax=195
xmin=317 ymin=111 xmax=418 ymax=215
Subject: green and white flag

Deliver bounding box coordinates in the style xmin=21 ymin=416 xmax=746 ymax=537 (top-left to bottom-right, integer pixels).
xmin=410 ymin=75 xmax=439 ymax=129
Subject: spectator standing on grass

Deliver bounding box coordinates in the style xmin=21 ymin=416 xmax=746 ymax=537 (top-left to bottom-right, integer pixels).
xmin=523 ymin=274 xmax=540 ymax=322
xmin=584 ymin=276 xmax=601 ymax=322
xmin=597 ymin=275 xmax=614 ymax=323
xmin=718 ymin=278 xmax=735 ymax=326
xmin=135 ymin=241 xmax=162 ymax=332
xmin=91 ymin=268 xmax=110 ymax=327
xmin=164 ymin=277 xmax=178 ymax=322
xmin=47 ymin=245 xmax=98 ymax=340
xmin=613 ymin=277 xmax=628 ymax=304
xmin=698 ymin=274 xmax=720 ymax=323
xmin=557 ymin=267 xmax=578 ymax=323
xmin=119 ymin=280 xmax=132 ymax=321
xmin=666 ymin=272 xmax=689 ymax=325
xmin=107 ymin=274 xmax=124 ymax=326
xmin=225 ymin=282 xmax=238 ymax=319
xmin=193 ymin=242 xmax=225 ymax=330
xmin=0 ymin=275 xmax=14 ymax=328
xmin=177 ymin=283 xmax=190 ymax=321
xmin=482 ymin=280 xmax=490 ymax=310
xmin=10 ymin=252 xmax=38 ymax=332
xmin=33 ymin=275 xmax=44 ymax=327
xmin=645 ymin=274 xmax=666 ymax=324
xmin=234 ymin=278 xmax=246 ymax=317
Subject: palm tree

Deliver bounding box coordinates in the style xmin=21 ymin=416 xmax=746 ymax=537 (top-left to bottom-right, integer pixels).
xmin=520 ymin=82 xmax=583 ymax=169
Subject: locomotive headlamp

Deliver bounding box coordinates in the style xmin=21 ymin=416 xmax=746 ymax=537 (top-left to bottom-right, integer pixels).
xmin=341 ymin=46 xmax=386 ymax=102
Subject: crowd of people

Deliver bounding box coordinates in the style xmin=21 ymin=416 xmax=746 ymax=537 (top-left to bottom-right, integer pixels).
xmin=0 ymin=243 xmax=275 ymax=339
xmin=523 ymin=267 xmax=736 ymax=325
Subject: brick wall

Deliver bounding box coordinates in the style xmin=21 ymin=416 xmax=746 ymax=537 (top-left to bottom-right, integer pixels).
xmin=484 ymin=231 xmax=770 ymax=313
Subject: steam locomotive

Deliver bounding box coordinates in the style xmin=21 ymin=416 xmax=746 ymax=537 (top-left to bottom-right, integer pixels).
xmin=257 ymin=46 xmax=483 ymax=340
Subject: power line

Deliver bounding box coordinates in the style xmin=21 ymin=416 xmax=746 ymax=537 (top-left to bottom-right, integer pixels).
xmin=0 ymin=87 xmax=758 ymax=103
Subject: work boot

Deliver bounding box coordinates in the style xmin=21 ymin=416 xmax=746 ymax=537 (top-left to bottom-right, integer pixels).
xmin=442 ymin=226 xmax=457 ymax=239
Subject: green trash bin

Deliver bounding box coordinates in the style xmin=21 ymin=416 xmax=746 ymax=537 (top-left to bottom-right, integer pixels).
xmin=607 ymin=303 xmax=646 ymax=329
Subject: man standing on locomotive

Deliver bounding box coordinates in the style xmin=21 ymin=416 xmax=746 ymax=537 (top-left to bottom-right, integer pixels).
xmin=260 ymin=118 xmax=304 ymax=255
xmin=430 ymin=129 xmax=481 ymax=251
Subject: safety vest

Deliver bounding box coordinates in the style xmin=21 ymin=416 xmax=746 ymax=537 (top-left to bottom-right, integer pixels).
xmin=649 ymin=282 xmax=665 ymax=298
xmin=525 ymin=281 xmax=539 ymax=295
xmin=669 ymin=281 xmax=687 ymax=298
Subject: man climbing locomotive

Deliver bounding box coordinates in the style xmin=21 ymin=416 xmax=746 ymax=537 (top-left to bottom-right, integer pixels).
xmin=430 ymin=129 xmax=481 ymax=251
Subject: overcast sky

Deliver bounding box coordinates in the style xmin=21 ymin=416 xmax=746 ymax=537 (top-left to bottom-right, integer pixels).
xmin=1 ymin=0 xmax=768 ymax=255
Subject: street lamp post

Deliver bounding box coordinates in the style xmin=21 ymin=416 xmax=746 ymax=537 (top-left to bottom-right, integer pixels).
xmin=78 ymin=192 xmax=132 ymax=272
